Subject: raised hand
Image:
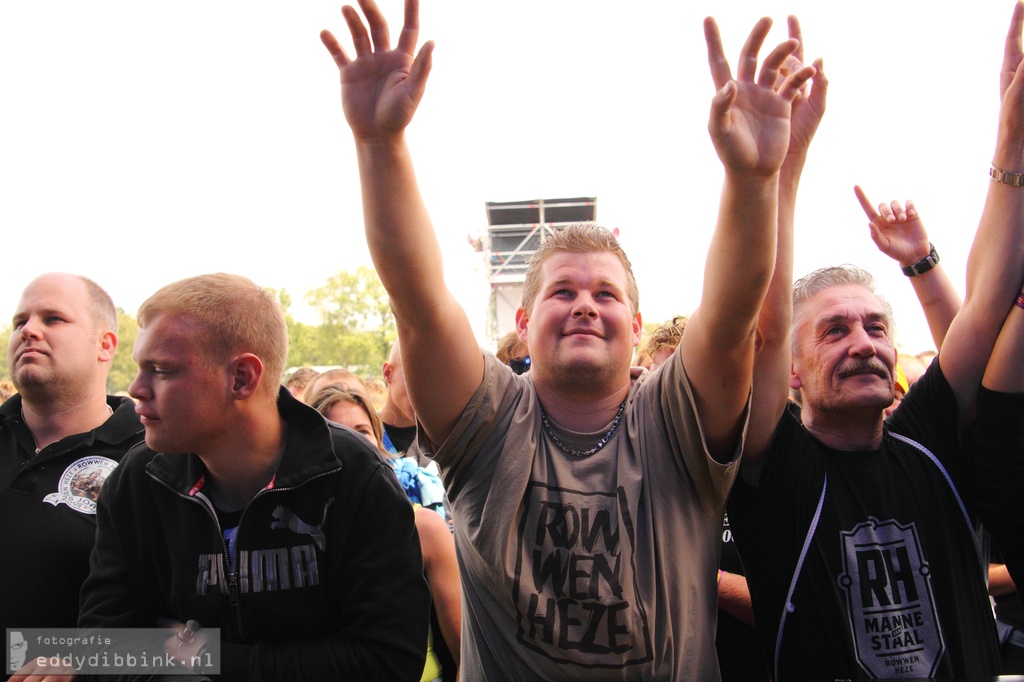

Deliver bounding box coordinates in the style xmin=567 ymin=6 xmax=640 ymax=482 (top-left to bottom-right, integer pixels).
xmin=854 ymin=185 xmax=931 ymax=266
xmin=704 ymin=17 xmax=816 ymax=177
xmin=320 ymin=0 xmax=433 ymax=142
xmin=781 ymin=16 xmax=826 ymax=162
xmin=997 ymin=1 xmax=1024 ymax=163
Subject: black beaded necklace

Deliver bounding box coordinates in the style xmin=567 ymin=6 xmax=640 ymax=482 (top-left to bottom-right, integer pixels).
xmin=539 ymin=399 xmax=626 ymax=458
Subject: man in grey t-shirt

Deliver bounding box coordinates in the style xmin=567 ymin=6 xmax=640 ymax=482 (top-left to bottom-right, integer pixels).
xmin=321 ymin=0 xmax=818 ymax=677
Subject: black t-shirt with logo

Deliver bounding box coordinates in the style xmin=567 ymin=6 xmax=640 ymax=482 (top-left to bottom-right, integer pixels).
xmin=729 ymin=362 xmax=1001 ymax=680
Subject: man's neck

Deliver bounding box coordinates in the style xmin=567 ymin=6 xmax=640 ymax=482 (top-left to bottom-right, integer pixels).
xmin=801 ymin=406 xmax=885 ymax=451
xmin=21 ymin=392 xmax=113 ymax=452
xmin=200 ymin=409 xmax=287 ymax=512
xmin=534 ymin=380 xmax=630 ymax=433
xmin=379 ymin=399 xmax=414 ymax=428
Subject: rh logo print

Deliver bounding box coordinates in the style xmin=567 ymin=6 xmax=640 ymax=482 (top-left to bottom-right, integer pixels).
xmin=838 ymin=517 xmax=944 ymax=678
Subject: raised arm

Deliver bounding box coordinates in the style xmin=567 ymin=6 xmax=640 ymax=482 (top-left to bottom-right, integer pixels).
xmin=971 ymin=289 xmax=1024 ymax=589
xmin=682 ymin=18 xmax=816 ymax=458
xmin=981 ymin=285 xmax=1024 ymax=391
xmin=744 ymin=17 xmax=827 ymax=465
xmin=682 ymin=16 xmax=813 ymax=457
xmin=854 ymin=188 xmax=962 ymax=351
xmin=934 ymin=1 xmax=1024 ymax=422
xmin=321 ymin=0 xmax=484 ymax=448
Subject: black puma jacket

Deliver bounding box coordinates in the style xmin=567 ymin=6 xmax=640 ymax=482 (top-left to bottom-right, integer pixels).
xmin=79 ymin=388 xmax=428 ymax=681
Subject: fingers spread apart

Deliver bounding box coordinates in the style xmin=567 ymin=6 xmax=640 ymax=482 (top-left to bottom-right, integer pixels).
xmin=342 ymin=4 xmax=373 ymax=57
xmin=704 ymin=17 xmax=733 ymax=91
xmin=327 ymin=0 xmax=420 ymax=63
xmin=774 ymin=62 xmax=816 ymax=102
xmin=320 ymin=30 xmax=350 ymax=68
xmin=737 ymin=17 xmax=773 ymax=83
xmin=357 ymin=0 xmax=392 ymax=52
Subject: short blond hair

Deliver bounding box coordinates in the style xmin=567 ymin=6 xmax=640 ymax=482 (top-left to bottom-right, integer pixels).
xmin=520 ymin=223 xmax=639 ymax=315
xmin=285 ymin=367 xmax=320 ymax=395
xmin=303 ymin=368 xmax=368 ymax=403
xmin=138 ymin=273 xmax=288 ymax=390
xmin=76 ymin=275 xmax=118 ymax=333
xmin=645 ymin=316 xmax=688 ymax=358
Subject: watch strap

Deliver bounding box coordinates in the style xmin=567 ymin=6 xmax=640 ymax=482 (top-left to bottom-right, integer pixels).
xmin=990 ymin=165 xmax=1024 ymax=187
xmin=901 ymin=243 xmax=939 ymax=277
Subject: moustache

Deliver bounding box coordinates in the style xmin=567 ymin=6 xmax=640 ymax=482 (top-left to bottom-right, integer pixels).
xmin=837 ymin=359 xmax=890 ymax=381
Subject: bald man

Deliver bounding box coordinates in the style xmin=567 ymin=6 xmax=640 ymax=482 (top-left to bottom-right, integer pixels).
xmin=1 ymin=273 xmax=142 ymax=633
xmin=380 ymin=340 xmax=417 ymax=456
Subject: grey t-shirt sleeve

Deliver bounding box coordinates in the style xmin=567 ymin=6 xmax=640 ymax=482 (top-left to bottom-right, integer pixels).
xmin=415 ymin=352 xmax=527 ymax=501
xmin=635 ymin=342 xmax=744 ymax=513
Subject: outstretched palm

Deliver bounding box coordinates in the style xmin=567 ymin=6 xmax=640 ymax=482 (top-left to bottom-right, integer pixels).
xmin=704 ymin=16 xmax=816 ymax=177
xmin=717 ymin=81 xmax=797 ymax=175
xmin=340 ymin=48 xmax=423 ymax=139
xmin=788 ymin=74 xmax=825 ymax=157
xmin=321 ymin=0 xmax=431 ymax=142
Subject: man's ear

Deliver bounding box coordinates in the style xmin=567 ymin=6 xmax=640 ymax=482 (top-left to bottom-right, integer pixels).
xmin=790 ymin=360 xmax=803 ymax=391
xmin=382 ymin=361 xmax=393 ymax=385
xmin=631 ymin=311 xmax=642 ymax=347
xmin=515 ymin=307 xmax=529 ymax=344
xmin=230 ymin=354 xmax=264 ymax=398
xmin=98 ymin=331 xmax=118 ymax=364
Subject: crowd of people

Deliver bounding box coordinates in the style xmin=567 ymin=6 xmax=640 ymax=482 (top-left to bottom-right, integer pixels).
xmin=4 ymin=0 xmax=1024 ymax=680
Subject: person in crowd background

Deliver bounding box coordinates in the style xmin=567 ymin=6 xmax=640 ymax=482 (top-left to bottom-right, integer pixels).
xmin=644 ymin=316 xmax=688 ymax=373
xmin=379 ymin=339 xmax=418 ymax=455
xmin=495 ymin=331 xmax=530 ymax=375
xmin=283 ymin=366 xmax=320 ymax=401
xmin=302 ymin=367 xmax=368 ymax=402
xmin=364 ymin=376 xmax=389 ymax=412
xmin=0 ymin=380 xmax=16 ymax=402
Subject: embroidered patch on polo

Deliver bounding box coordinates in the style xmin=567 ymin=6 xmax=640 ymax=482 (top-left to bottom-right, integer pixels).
xmin=42 ymin=456 xmax=118 ymax=514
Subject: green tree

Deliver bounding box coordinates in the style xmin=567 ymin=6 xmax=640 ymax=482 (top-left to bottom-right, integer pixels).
xmin=0 ymin=323 xmax=9 ymax=383
xmin=272 ymin=288 xmax=355 ymax=378
xmin=107 ymin=309 xmax=139 ymax=394
xmin=301 ymin=267 xmax=396 ymax=376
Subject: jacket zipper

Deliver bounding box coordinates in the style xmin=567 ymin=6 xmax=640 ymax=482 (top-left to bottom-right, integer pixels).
xmin=147 ymin=467 xmax=342 ymax=637
xmin=147 ymin=475 xmax=243 ymax=635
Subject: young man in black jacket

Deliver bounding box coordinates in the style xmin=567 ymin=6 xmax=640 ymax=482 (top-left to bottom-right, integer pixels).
xmin=78 ymin=273 xmax=429 ymax=680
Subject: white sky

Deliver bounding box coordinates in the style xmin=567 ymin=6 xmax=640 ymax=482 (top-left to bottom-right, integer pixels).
xmin=0 ymin=1 xmax=1013 ymax=355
